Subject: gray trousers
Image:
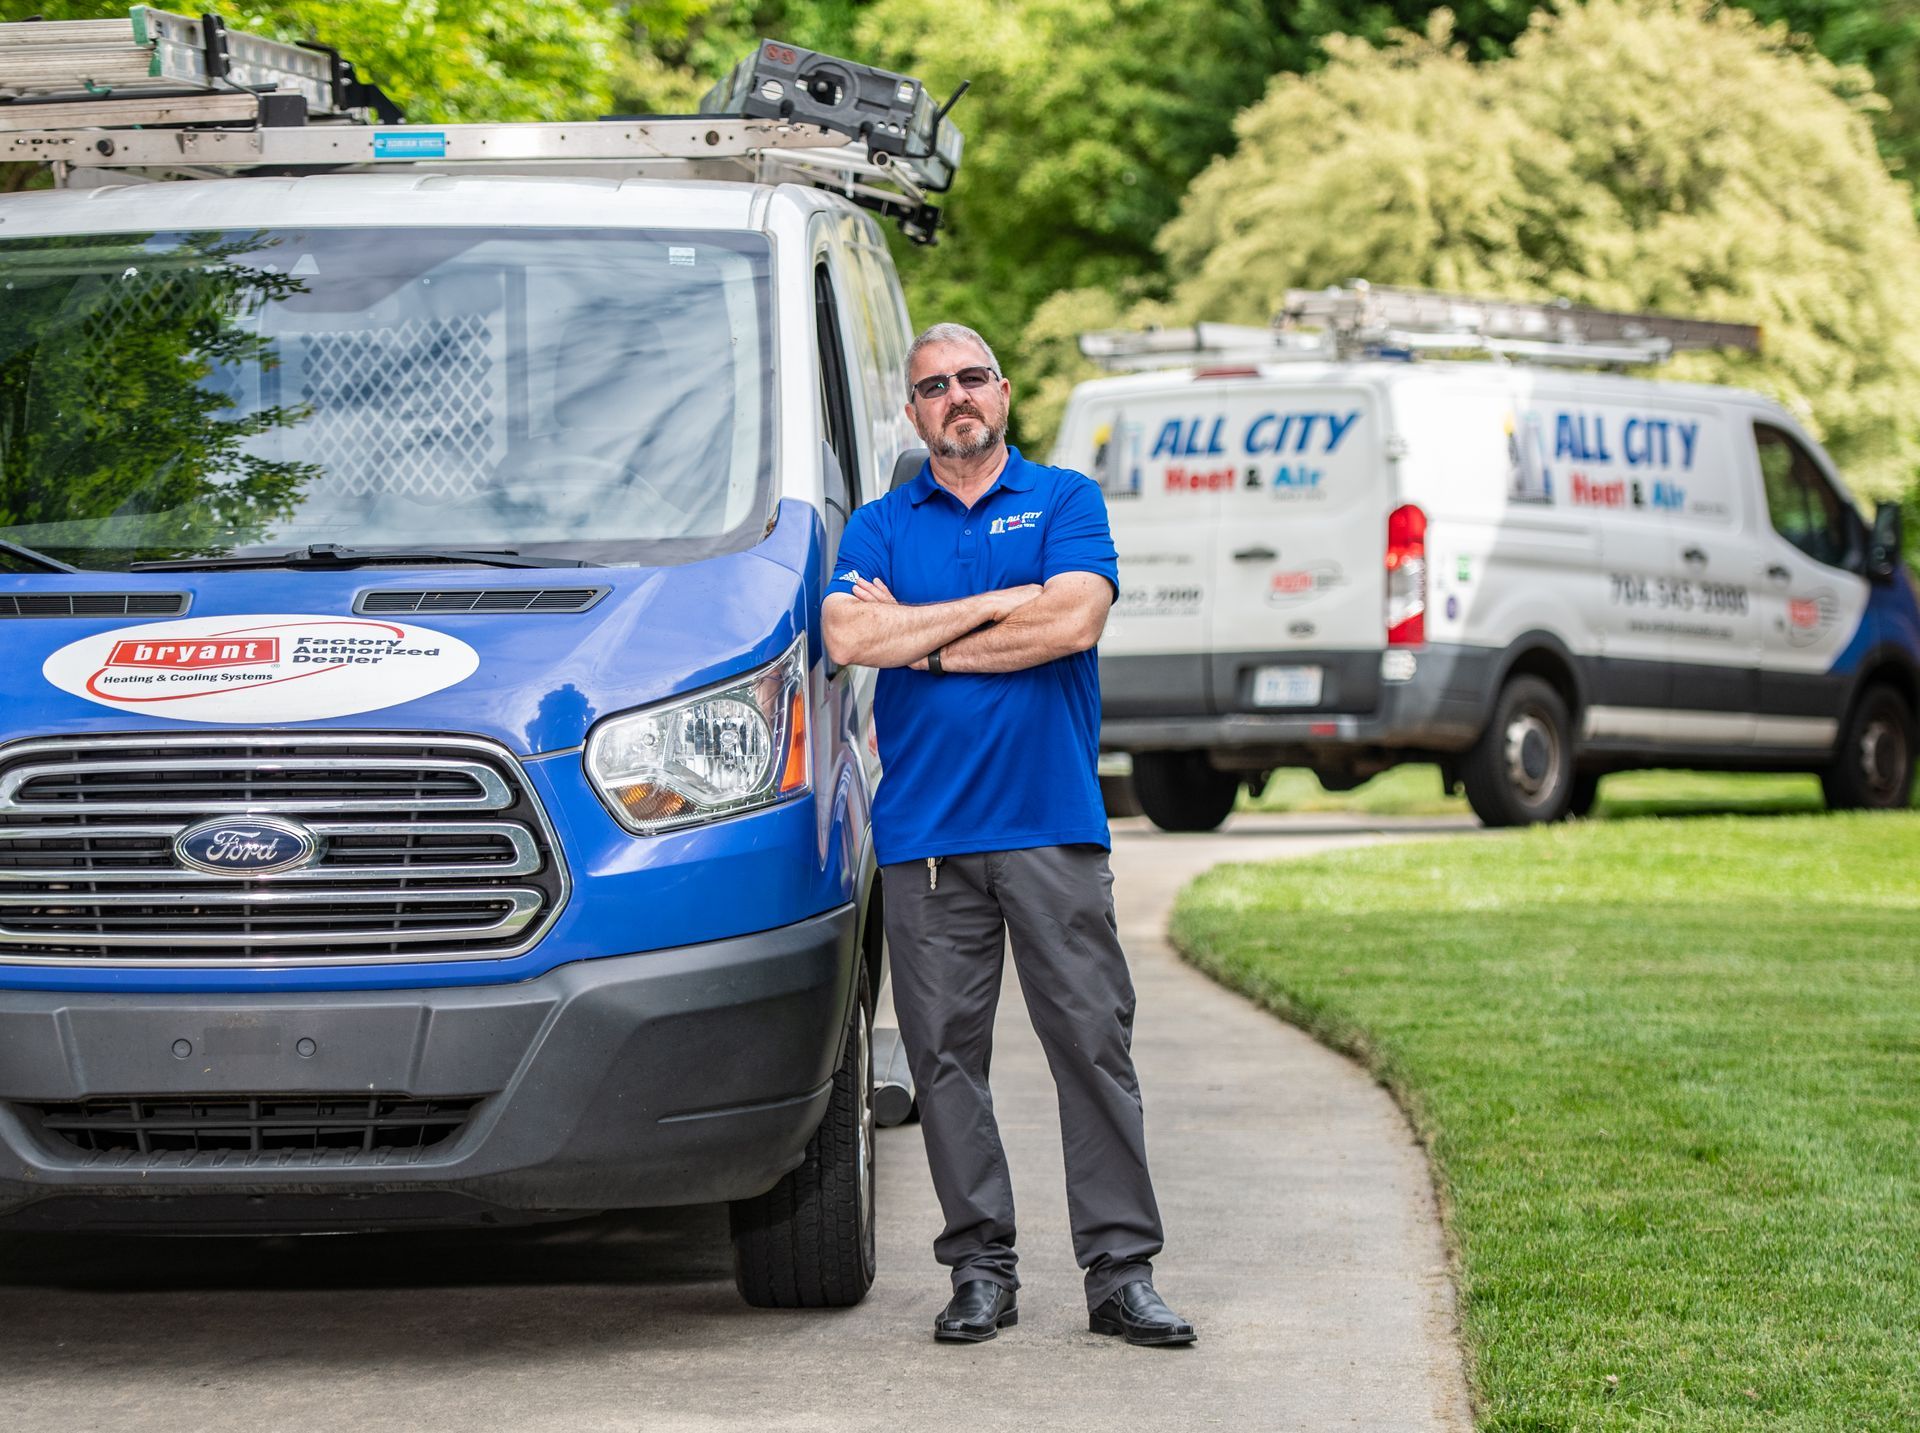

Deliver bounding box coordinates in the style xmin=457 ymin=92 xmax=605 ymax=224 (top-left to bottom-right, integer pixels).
xmin=882 ymin=843 xmax=1164 ymax=1310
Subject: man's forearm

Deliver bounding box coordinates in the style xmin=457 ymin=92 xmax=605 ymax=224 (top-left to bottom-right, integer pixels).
xmin=825 ymin=591 xmax=1003 ymax=668
xmin=940 ymin=587 xmax=1101 ymax=674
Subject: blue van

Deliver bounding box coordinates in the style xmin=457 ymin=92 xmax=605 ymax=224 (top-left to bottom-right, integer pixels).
xmin=0 ymin=59 xmax=939 ymax=1306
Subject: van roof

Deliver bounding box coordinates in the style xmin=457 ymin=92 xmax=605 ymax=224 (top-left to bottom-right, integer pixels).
xmin=1065 ymin=358 xmax=1772 ymax=411
xmin=0 ymin=172 xmax=838 ymax=238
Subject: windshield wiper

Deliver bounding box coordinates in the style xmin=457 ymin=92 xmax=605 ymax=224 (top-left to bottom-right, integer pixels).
xmin=130 ymin=544 xmax=597 ymax=572
xmin=0 ymin=539 xmax=85 ymax=574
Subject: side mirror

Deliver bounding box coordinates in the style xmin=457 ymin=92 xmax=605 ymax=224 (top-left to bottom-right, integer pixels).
xmin=1868 ymin=500 xmax=1904 ymax=582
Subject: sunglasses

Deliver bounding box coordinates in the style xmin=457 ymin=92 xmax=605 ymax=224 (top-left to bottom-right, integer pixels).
xmin=910 ymin=366 xmax=999 ymax=401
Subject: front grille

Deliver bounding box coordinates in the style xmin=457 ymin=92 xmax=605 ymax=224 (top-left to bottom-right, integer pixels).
xmin=0 ymin=592 xmax=190 ymax=618
xmin=357 ymin=587 xmax=608 ymax=615
xmin=0 ymin=735 xmax=567 ymax=965
xmin=29 ymin=1094 xmax=479 ymax=1166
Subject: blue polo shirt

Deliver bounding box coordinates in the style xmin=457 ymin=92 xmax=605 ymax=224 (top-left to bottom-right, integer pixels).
xmin=826 ymin=447 xmax=1119 ymax=866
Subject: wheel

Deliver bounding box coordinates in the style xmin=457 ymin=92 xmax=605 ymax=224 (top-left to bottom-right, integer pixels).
xmin=1100 ymin=771 xmax=1144 ymax=819
xmin=729 ymin=966 xmax=876 ymax=1308
xmin=1131 ymin=750 xmax=1240 ymax=832
xmin=1461 ymin=676 xmax=1575 ymax=827
xmin=1567 ymin=771 xmax=1602 ymax=819
xmin=1820 ymin=685 xmax=1916 ymax=811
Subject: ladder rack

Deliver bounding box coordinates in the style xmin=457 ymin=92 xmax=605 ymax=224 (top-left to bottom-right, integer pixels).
xmin=0 ymin=17 xmax=963 ymax=243
xmin=1082 ymin=283 xmax=1763 ymax=371
xmin=0 ymin=8 xmax=389 ymax=122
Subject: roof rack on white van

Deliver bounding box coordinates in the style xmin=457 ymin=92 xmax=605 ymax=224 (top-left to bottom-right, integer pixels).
xmin=0 ymin=16 xmax=964 ymax=242
xmin=1080 ymin=282 xmax=1762 ymax=370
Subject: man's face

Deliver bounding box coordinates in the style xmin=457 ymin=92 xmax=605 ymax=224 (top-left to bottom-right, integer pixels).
xmin=905 ymin=339 xmax=1011 ymax=462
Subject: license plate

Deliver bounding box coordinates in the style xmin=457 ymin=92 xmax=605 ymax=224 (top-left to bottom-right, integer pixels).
xmin=1252 ymin=664 xmax=1323 ymax=708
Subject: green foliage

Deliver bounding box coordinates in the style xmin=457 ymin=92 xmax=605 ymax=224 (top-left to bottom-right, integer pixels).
xmin=1171 ymin=814 xmax=1920 ymax=1427
xmin=1073 ymin=1 xmax=1920 ymax=498
xmin=0 ymin=1 xmax=623 ymax=122
xmin=1737 ymin=1 xmax=1920 ymax=187
xmin=850 ymin=0 xmax=1278 ymax=381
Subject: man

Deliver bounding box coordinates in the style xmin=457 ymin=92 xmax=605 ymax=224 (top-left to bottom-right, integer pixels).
xmin=821 ymin=322 xmax=1195 ymax=1348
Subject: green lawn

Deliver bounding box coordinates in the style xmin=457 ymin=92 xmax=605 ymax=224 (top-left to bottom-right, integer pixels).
xmin=1170 ymin=815 xmax=1920 ymax=1431
xmin=1240 ymin=765 xmax=1854 ymax=818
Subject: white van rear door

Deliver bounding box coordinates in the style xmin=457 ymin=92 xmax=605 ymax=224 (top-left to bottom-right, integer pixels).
xmin=1198 ymin=384 xmax=1382 ymax=711
xmin=1064 ymin=391 xmax=1217 ymax=713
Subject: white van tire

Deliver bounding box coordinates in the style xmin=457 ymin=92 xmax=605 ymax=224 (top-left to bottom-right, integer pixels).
xmin=1132 ymin=751 xmax=1240 ymax=832
xmin=730 ymin=966 xmax=876 ymax=1308
xmin=1462 ymin=677 xmax=1575 ymax=827
xmin=1820 ymin=685 xmax=1916 ymax=811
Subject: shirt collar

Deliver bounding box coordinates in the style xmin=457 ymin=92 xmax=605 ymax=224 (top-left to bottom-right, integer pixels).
xmin=907 ymin=446 xmax=1035 ymax=506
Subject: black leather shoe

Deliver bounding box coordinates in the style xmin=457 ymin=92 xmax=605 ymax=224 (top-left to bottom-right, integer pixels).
xmin=1089 ymin=1281 xmax=1197 ymax=1346
xmin=934 ymin=1280 xmax=1018 ymax=1342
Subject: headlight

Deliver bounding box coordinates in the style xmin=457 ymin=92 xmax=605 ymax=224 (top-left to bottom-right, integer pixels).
xmin=585 ymin=635 xmax=811 ymax=834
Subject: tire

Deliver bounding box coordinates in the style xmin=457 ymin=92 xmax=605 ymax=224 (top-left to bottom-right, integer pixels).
xmin=729 ymin=966 xmax=876 ymax=1308
xmin=1567 ymin=771 xmax=1602 ymax=820
xmin=1461 ymin=676 xmax=1575 ymax=827
xmin=1820 ymin=684 xmax=1916 ymax=811
xmin=1100 ymin=771 xmax=1144 ymax=819
xmin=1131 ymin=750 xmax=1240 ymax=832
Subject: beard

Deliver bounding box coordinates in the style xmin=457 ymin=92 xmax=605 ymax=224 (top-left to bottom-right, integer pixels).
xmin=928 ymin=406 xmax=1005 ymax=460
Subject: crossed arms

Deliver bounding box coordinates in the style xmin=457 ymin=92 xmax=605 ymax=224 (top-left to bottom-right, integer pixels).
xmin=822 ymin=572 xmax=1113 ymax=674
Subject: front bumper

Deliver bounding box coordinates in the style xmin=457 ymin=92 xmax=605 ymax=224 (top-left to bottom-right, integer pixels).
xmin=1100 ymin=644 xmax=1497 ymax=757
xmin=0 ymin=904 xmax=859 ymax=1231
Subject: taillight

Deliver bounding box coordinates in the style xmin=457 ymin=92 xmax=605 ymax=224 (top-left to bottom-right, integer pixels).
xmin=1385 ymin=503 xmax=1427 ymax=646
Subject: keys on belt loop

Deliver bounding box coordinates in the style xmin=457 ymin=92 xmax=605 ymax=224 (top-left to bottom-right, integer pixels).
xmin=926 ymin=856 xmax=941 ymax=892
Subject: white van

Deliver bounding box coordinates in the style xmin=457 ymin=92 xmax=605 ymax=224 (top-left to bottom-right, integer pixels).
xmin=1056 ymin=290 xmax=1918 ymax=828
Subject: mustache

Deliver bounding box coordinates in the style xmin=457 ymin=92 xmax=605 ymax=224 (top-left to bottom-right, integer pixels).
xmin=946 ymin=405 xmax=984 ymax=424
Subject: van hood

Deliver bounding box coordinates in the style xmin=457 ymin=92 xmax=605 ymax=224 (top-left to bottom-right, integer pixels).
xmin=1 ymin=501 xmax=822 ymax=757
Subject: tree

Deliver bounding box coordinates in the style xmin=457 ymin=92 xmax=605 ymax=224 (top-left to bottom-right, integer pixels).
xmin=837 ymin=0 xmax=1283 ymax=442
xmin=1034 ymin=1 xmax=1920 ymax=497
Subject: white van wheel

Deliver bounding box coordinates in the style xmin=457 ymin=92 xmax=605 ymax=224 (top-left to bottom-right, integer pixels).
xmin=1462 ymin=677 xmax=1574 ymax=827
xmin=1821 ymin=685 xmax=1916 ymax=811
xmin=1132 ymin=751 xmax=1240 ymax=832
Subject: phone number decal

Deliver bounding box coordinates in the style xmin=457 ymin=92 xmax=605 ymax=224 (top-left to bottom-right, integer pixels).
xmin=1608 ymin=574 xmax=1748 ymax=615
xmin=1115 ymin=585 xmax=1204 ymax=616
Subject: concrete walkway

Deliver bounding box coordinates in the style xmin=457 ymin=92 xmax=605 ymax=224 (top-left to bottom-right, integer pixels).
xmin=0 ymin=813 xmax=1476 ymax=1433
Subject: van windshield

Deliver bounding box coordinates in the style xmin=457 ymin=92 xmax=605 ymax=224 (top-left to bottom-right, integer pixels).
xmin=0 ymin=227 xmax=774 ymax=570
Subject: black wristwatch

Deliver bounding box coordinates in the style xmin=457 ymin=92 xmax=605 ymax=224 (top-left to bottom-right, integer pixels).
xmin=927 ymin=646 xmax=945 ymax=676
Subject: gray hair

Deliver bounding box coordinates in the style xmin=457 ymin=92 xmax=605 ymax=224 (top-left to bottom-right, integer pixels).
xmin=906 ymin=322 xmax=1001 ymax=392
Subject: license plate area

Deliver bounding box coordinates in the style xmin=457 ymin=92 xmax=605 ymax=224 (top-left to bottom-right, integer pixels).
xmin=1251 ymin=664 xmax=1324 ymax=708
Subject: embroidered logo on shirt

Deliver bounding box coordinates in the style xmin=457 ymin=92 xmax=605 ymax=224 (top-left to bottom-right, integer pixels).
xmin=987 ymin=511 xmax=1043 ymax=535
xmin=837 ymin=569 xmax=861 ymax=583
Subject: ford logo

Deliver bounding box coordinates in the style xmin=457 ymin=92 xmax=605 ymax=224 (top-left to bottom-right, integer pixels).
xmin=173 ymin=816 xmax=321 ymax=877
